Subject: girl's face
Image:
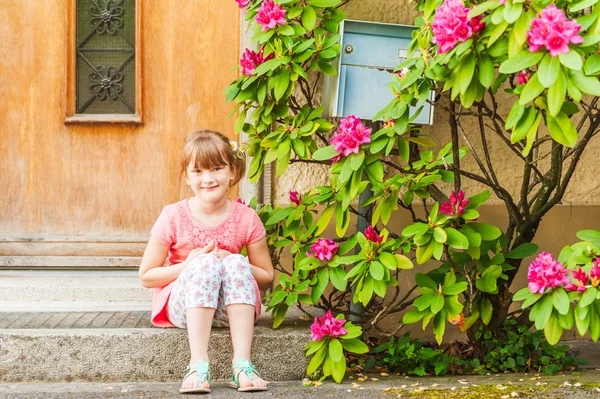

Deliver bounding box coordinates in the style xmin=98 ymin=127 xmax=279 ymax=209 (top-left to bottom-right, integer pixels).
xmin=185 ymin=161 xmax=234 ymax=203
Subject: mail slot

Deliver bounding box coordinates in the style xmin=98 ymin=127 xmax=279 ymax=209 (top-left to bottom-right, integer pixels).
xmin=322 ymin=19 xmax=434 ymax=124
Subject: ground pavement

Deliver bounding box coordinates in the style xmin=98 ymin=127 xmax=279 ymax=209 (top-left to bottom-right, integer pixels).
xmin=1 ymin=370 xmax=600 ymax=399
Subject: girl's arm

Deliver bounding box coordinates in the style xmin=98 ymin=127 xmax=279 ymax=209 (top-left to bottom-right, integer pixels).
xmin=138 ymin=236 xmax=183 ymax=288
xmin=246 ymin=237 xmax=275 ymax=290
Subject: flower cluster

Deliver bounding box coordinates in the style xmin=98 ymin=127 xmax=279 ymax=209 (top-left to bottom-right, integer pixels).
xmin=527 ymin=252 xmax=570 ymax=294
xmin=235 ymin=0 xmax=251 ymax=8
xmin=567 ymin=267 xmax=588 ymax=292
xmin=517 ymin=70 xmax=531 ymax=85
xmin=364 ymin=225 xmax=383 ymax=244
xmin=289 ymin=191 xmax=301 ymax=206
xmin=330 ymin=115 xmax=371 ymax=162
xmin=591 ymin=259 xmax=600 ymax=287
xmin=432 ymin=0 xmax=486 ymax=54
xmin=439 ymin=190 xmax=469 ymax=216
xmin=240 ymin=48 xmax=273 ymax=76
xmin=310 ymin=310 xmax=348 ymax=341
xmin=306 ymin=238 xmax=339 ymax=261
xmin=255 ymin=0 xmax=287 ymax=32
xmin=396 ymin=67 xmax=408 ymax=79
xmin=527 ymin=5 xmax=583 ymax=57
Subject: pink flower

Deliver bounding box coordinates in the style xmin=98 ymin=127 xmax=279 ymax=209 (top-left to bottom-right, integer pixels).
xmin=255 ymin=0 xmax=287 ymax=32
xmin=432 ymin=0 xmax=484 ymax=54
xmin=499 ymin=0 xmax=506 ymax=4
xmin=330 ymin=115 xmax=371 ymax=158
xmin=439 ymin=190 xmax=469 ymax=216
xmin=397 ymin=68 xmax=408 ymax=79
xmin=235 ymin=0 xmax=251 ymax=8
xmin=240 ymin=48 xmax=273 ymax=76
xmin=591 ymin=259 xmax=600 ymax=287
xmin=306 ymin=238 xmax=339 ymax=261
xmin=527 ymin=5 xmax=583 ymax=57
xmin=566 ymin=267 xmax=588 ymax=292
xmin=237 ymin=198 xmax=250 ymax=207
xmin=364 ymin=225 xmax=383 ymax=244
xmin=527 ymin=252 xmax=570 ymax=294
xmin=383 ymin=119 xmax=395 ymax=129
xmin=310 ymin=310 xmax=348 ymax=341
xmin=290 ymin=191 xmax=301 ymax=206
xmin=517 ymin=70 xmax=531 ymax=85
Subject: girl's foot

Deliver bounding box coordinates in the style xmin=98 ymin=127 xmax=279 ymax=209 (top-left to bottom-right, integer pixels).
xmin=180 ymin=360 xmax=211 ymax=394
xmin=231 ymin=358 xmax=268 ymax=391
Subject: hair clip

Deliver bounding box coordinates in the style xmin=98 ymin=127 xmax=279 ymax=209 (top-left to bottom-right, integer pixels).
xmin=230 ymin=141 xmax=240 ymax=152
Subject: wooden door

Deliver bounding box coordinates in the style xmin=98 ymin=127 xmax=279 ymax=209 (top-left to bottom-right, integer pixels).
xmin=0 ymin=0 xmax=240 ymax=268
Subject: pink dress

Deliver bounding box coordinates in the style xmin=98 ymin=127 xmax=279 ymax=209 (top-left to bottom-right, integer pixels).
xmin=149 ymin=198 xmax=266 ymax=327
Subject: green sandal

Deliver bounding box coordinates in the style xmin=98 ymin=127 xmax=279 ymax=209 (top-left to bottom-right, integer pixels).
xmin=179 ymin=360 xmax=211 ymax=394
xmin=230 ymin=358 xmax=268 ymax=392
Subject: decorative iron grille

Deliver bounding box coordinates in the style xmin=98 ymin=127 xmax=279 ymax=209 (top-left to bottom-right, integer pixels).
xmin=76 ymin=0 xmax=135 ymax=114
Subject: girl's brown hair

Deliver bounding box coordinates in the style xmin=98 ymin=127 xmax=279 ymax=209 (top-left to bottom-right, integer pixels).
xmin=181 ymin=130 xmax=245 ymax=186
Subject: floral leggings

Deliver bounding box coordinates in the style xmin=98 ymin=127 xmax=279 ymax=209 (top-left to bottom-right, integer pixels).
xmin=167 ymin=253 xmax=257 ymax=328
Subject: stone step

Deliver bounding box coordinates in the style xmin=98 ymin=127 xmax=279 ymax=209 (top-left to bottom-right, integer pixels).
xmin=0 ymin=324 xmax=311 ymax=383
xmin=0 ymin=270 xmax=150 ymax=303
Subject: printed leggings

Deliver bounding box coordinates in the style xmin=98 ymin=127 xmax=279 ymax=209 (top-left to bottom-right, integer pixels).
xmin=167 ymin=253 xmax=258 ymax=328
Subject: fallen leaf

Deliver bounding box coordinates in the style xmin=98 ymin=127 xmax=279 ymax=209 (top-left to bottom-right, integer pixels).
xmin=574 ymin=382 xmax=581 ymax=387
xmin=458 ymin=379 xmax=468 ymax=384
xmin=497 ymin=385 xmax=508 ymax=390
xmin=371 ymin=378 xmax=379 ymax=382
xmin=380 ymin=372 xmax=390 ymax=377
xmin=357 ymin=378 xmax=366 ymax=382
xmin=350 ymin=383 xmax=361 ymax=389
xmin=431 ymin=383 xmax=439 ymax=387
xmin=511 ymin=392 xmax=519 ymax=397
xmin=563 ymin=382 xmax=572 ymax=387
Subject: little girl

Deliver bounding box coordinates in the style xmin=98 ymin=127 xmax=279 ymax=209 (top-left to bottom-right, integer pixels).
xmin=139 ymin=130 xmax=274 ymax=394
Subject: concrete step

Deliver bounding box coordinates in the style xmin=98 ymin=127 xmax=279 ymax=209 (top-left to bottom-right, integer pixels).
xmin=0 ymin=324 xmax=311 ymax=383
xmin=0 ymin=270 xmax=150 ymax=303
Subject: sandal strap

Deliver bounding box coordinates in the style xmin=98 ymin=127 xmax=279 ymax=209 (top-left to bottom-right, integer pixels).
xmin=184 ymin=360 xmax=210 ymax=387
xmin=232 ymin=358 xmax=260 ymax=386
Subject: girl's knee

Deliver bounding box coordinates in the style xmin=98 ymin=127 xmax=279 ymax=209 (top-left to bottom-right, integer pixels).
xmin=221 ymin=253 xmax=247 ymax=266
xmin=183 ymin=253 xmax=222 ymax=278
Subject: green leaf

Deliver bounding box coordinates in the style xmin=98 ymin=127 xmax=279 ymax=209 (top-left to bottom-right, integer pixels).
xmin=331 ymin=354 xmax=346 ymax=383
xmin=570 ymin=0 xmax=599 ymax=12
xmin=547 ymin=69 xmax=566 ymax=117
xmin=328 ymin=338 xmax=343 ymax=362
xmin=546 ymin=113 xmax=577 ymax=147
xmin=538 ymin=53 xmax=560 ymax=88
xmin=369 ymin=261 xmax=384 ymax=280
xmin=577 ymin=229 xmax=600 ymax=241
xmin=433 ymin=310 xmax=446 ymax=345
xmin=445 ymin=227 xmax=469 ymax=249
xmin=311 ymin=267 xmax=329 ymax=304
xmin=302 ymin=6 xmax=317 ymax=31
xmin=519 ymin=72 xmax=545 ymax=105
xmin=503 ymin=2 xmax=522 ymax=24
xmin=431 ymin=294 xmax=445 ymax=314
xmin=480 ymin=298 xmax=493 ymax=325
xmin=544 ymin=314 xmax=563 ymax=345
xmin=395 ymin=254 xmax=413 ymax=270
xmin=478 ymin=55 xmax=495 ymax=89
xmin=329 ymin=266 xmax=347 ymax=291
xmin=443 ymin=282 xmax=468 ymax=295
xmin=416 ymin=273 xmax=438 ymax=290
xmin=580 ymin=287 xmax=598 ymax=308
xmin=403 ymin=308 xmax=429 ymax=324
xmin=506 ymin=243 xmax=539 ymax=259
xmin=575 ymin=304 xmax=591 ymax=336
xmin=313 ymin=145 xmax=338 ymax=160
xmin=402 ymin=223 xmax=431 ymax=237
xmin=468 ymin=222 xmax=502 ymax=240
xmin=513 ymin=287 xmax=533 ymax=302
xmin=468 ymin=1 xmax=500 ymax=18
xmin=571 ymin=69 xmax=600 ymax=96
xmin=584 ymin=54 xmax=600 ymax=75
xmin=532 ymin=294 xmax=553 ymax=330
xmin=309 ymin=0 xmax=342 ymax=6
xmin=558 ymin=50 xmax=583 ymax=71
xmin=276 ymin=139 xmax=292 ymax=176
xmin=433 ymin=227 xmax=448 ymax=244
xmin=460 ymin=53 xmax=476 ymax=94
xmin=551 ymin=288 xmax=571 ymax=315
xmin=306 ymin=343 xmax=326 ymax=374
xmin=499 ymin=51 xmax=544 ymax=74
xmin=274 ymin=70 xmax=290 ymax=101
xmin=340 ymin=338 xmax=369 ymax=354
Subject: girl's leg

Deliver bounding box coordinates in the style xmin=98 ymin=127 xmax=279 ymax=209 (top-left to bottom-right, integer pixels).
xmin=168 ymin=253 xmax=223 ymax=390
xmin=221 ymin=254 xmax=267 ymax=389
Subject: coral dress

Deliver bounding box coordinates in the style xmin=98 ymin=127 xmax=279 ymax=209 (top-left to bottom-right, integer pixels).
xmin=149 ymin=199 xmax=266 ymax=327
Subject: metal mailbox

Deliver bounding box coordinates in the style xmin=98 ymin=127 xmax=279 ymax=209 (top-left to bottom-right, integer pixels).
xmin=322 ymin=19 xmax=434 ymax=124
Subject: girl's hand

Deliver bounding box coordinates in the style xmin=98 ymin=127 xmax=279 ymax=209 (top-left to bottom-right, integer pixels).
xmin=185 ymin=240 xmax=216 ymax=263
xmin=212 ymin=247 xmax=233 ymax=261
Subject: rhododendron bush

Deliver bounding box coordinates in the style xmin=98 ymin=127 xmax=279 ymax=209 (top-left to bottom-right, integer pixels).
xmin=225 ymin=0 xmax=600 ymax=382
